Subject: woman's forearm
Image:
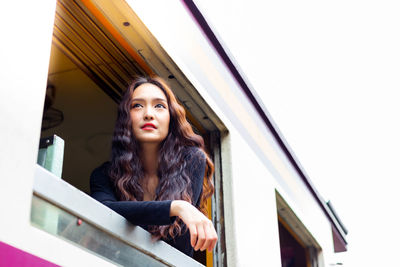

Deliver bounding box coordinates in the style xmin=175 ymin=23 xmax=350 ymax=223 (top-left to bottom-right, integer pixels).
xmin=170 ymin=200 xmax=187 ymax=217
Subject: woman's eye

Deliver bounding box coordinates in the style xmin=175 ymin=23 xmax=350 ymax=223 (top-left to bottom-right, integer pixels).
xmin=132 ymin=103 xmax=142 ymax=109
xmin=155 ymin=103 xmax=166 ymax=109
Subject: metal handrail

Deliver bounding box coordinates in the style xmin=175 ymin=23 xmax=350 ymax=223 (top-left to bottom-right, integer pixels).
xmin=32 ymin=164 xmax=203 ymax=267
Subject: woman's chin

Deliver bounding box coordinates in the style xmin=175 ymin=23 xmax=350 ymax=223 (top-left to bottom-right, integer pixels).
xmin=137 ymin=136 xmax=165 ymax=145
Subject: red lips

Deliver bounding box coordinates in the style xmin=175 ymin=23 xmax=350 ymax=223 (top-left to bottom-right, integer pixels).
xmin=141 ymin=123 xmax=157 ymax=129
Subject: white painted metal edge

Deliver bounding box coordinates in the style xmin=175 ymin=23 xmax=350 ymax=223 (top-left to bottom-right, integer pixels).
xmin=33 ymin=164 xmax=203 ymax=267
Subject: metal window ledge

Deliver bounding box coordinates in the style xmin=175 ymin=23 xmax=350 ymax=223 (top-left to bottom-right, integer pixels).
xmin=33 ymin=164 xmax=203 ymax=267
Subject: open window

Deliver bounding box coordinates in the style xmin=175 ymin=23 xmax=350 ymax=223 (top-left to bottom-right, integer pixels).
xmin=276 ymin=192 xmax=321 ymax=267
xmin=34 ymin=0 xmax=226 ymax=266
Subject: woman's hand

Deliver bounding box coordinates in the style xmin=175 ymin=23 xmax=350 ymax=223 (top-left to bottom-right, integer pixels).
xmin=170 ymin=200 xmax=218 ymax=252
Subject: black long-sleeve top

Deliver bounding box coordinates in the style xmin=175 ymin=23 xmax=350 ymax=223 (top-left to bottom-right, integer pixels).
xmin=89 ymin=147 xmax=206 ymax=257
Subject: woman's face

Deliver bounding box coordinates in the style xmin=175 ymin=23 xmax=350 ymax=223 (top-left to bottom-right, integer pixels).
xmin=130 ymin=83 xmax=170 ymax=145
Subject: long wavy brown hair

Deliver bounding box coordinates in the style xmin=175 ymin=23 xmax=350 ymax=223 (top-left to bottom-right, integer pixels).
xmin=109 ymin=76 xmax=214 ymax=239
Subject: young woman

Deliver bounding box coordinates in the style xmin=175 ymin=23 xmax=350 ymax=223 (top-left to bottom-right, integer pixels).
xmin=90 ymin=76 xmax=218 ymax=257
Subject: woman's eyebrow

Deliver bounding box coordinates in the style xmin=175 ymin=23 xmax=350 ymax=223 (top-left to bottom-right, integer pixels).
xmin=132 ymin=97 xmax=167 ymax=103
xmin=153 ymin=98 xmax=167 ymax=103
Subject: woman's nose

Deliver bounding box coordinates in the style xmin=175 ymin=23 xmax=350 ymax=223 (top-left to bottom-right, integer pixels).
xmin=144 ymin=107 xmax=154 ymax=120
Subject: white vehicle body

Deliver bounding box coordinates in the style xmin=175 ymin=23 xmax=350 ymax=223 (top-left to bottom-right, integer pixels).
xmin=0 ymin=1 xmax=347 ymax=266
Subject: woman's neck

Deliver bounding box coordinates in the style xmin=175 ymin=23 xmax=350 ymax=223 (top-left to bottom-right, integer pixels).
xmin=140 ymin=143 xmax=159 ymax=176
xmin=140 ymin=143 xmax=160 ymax=200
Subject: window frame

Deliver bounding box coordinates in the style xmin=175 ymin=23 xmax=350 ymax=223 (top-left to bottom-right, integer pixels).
xmin=32 ymin=0 xmax=229 ymax=266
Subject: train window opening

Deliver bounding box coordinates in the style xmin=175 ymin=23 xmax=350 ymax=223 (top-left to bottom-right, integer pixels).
xmin=278 ymin=219 xmax=308 ymax=267
xmin=276 ymin=192 xmax=322 ymax=267
xmin=42 ymin=43 xmax=118 ymax=193
xmin=35 ymin=0 xmax=226 ymax=265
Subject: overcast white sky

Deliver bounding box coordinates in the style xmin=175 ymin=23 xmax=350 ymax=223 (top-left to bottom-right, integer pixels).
xmin=199 ymin=0 xmax=400 ymax=265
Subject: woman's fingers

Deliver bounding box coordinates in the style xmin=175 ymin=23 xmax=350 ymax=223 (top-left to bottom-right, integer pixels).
xmin=188 ymin=224 xmax=197 ymax=248
xmin=173 ymin=200 xmax=218 ymax=251
xmin=189 ymin=220 xmax=218 ymax=251
xmin=200 ymin=222 xmax=213 ymax=251
xmin=196 ymin=221 xmax=218 ymax=251
xmin=206 ymin=222 xmax=218 ymax=251
xmin=209 ymin=235 xmax=218 ymax=251
xmin=194 ymin=223 xmax=206 ymax=251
